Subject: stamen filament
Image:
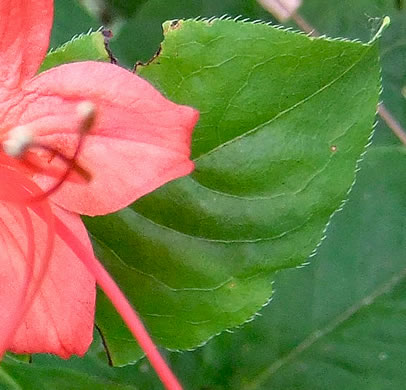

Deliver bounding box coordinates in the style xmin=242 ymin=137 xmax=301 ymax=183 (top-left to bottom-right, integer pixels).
xmin=26 ymin=139 xmax=88 ymax=203
xmin=3 ymin=101 xmax=95 ymax=203
xmin=22 ymin=146 xmax=92 ymax=182
xmin=53 ymin=215 xmax=183 ymax=390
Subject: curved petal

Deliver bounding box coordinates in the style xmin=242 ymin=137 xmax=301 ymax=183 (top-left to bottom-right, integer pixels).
xmin=20 ymin=62 xmax=198 ymax=216
xmin=0 ymin=202 xmax=40 ymax=356
xmin=0 ymin=158 xmax=55 ymax=357
xmin=0 ymin=0 xmax=53 ymax=89
xmin=9 ymin=205 xmax=96 ymax=358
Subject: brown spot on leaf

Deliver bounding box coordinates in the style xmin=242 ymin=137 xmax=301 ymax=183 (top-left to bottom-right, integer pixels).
xmin=169 ymin=20 xmax=183 ymax=30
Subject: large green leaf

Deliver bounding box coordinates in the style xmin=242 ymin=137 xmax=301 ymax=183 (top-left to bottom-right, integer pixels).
xmin=86 ymin=19 xmax=380 ymax=365
xmin=96 ymin=290 xmax=144 ymax=365
xmin=134 ymin=146 xmax=406 ymax=389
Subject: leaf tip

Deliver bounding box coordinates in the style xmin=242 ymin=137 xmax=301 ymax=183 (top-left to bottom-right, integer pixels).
xmin=163 ymin=20 xmax=184 ymax=34
xmin=371 ymin=16 xmax=390 ymax=42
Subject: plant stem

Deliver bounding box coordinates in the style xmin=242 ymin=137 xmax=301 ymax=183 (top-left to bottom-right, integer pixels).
xmin=377 ymin=103 xmax=406 ymax=145
xmin=54 ymin=216 xmax=183 ymax=390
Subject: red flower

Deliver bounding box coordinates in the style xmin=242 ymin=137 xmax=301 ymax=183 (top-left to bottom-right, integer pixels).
xmin=0 ymin=1 xmax=198 ymax=389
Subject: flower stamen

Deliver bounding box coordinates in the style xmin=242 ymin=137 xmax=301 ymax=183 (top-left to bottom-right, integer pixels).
xmin=3 ymin=101 xmax=95 ymax=202
xmin=23 ymin=145 xmax=92 ymax=183
xmin=3 ymin=125 xmax=34 ymax=158
xmin=53 ymin=214 xmax=183 ymax=390
xmin=76 ymin=101 xmax=96 ymax=134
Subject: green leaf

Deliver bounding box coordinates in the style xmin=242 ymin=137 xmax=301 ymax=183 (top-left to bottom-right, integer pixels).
xmin=39 ymin=31 xmax=111 ymax=73
xmin=88 ymin=19 xmax=380 ymax=365
xmin=96 ymin=289 xmax=144 ymax=366
xmin=142 ymin=146 xmax=406 ymax=390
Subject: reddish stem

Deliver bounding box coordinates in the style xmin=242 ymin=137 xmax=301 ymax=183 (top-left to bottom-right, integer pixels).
xmin=54 ymin=216 xmax=183 ymax=390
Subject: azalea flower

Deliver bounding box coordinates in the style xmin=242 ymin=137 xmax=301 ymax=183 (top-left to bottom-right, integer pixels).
xmin=0 ymin=1 xmax=198 ymax=389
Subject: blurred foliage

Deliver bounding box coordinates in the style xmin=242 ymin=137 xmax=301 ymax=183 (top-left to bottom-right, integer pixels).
xmin=300 ymin=0 xmax=406 ymax=145
xmin=51 ymin=0 xmax=99 ymax=48
xmin=1 ymin=332 xmax=138 ymax=389
xmin=101 ymin=0 xmax=149 ymax=23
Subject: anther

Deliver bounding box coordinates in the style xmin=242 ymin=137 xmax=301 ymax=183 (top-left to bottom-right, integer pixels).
xmin=3 ymin=125 xmax=34 ymax=157
xmin=25 ymin=101 xmax=96 ymax=202
xmin=76 ymin=101 xmax=96 ymax=134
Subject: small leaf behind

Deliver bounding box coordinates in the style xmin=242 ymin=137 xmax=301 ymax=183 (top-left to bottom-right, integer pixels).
xmin=39 ymin=31 xmax=110 ymax=73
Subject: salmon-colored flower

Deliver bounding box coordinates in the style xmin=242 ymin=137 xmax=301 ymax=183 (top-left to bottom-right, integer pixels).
xmin=0 ymin=1 xmax=198 ymax=389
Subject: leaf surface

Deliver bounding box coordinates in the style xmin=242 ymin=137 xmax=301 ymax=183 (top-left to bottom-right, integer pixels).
xmin=141 ymin=147 xmax=406 ymax=390
xmin=86 ymin=19 xmax=380 ymax=365
xmin=39 ymin=31 xmax=110 ymax=73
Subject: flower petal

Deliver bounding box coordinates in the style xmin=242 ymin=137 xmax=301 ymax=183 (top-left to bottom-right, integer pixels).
xmin=20 ymin=62 xmax=198 ymax=216
xmin=9 ymin=205 xmax=96 ymax=358
xmin=0 ymin=158 xmax=55 ymax=357
xmin=0 ymin=0 xmax=52 ymax=89
xmin=0 ymin=203 xmax=40 ymax=356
